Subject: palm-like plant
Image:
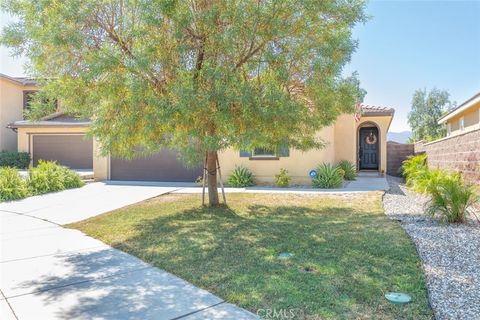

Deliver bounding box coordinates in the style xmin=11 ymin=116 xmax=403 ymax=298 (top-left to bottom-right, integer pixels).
xmin=425 ymin=173 xmax=479 ymax=223
xmin=401 ymin=154 xmax=428 ymax=187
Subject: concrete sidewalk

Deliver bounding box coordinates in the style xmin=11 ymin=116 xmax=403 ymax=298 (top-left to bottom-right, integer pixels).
xmin=0 ymin=181 xmax=191 ymax=225
xmin=174 ymin=175 xmax=389 ymax=194
xmin=0 ymin=183 xmax=256 ymax=320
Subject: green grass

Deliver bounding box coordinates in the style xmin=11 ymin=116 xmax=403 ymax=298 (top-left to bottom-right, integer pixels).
xmin=69 ymin=193 xmax=432 ymax=319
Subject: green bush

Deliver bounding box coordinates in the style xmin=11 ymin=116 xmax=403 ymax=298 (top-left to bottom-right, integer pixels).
xmin=275 ymin=168 xmax=291 ymax=187
xmin=312 ymin=163 xmax=344 ymax=189
xmin=425 ymin=172 xmax=478 ymax=223
xmin=0 ymin=167 xmax=31 ymax=201
xmin=0 ymin=151 xmax=30 ymax=169
xmin=412 ymin=168 xmax=445 ymax=194
xmin=337 ymin=160 xmax=357 ymax=180
xmin=401 ymin=154 xmax=428 ymax=187
xmin=228 ymin=166 xmax=255 ymax=187
xmin=28 ymin=161 xmax=84 ymax=195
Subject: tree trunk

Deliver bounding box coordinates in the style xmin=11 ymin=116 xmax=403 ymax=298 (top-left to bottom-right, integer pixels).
xmin=206 ymin=151 xmax=220 ymax=206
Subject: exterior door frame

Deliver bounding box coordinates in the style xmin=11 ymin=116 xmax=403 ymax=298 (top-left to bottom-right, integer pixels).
xmin=357 ymin=122 xmax=380 ymax=171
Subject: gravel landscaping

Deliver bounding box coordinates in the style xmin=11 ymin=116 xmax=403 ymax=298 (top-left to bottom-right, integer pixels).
xmin=383 ymin=176 xmax=480 ymax=320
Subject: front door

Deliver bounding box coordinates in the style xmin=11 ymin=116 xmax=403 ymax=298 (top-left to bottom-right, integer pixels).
xmin=359 ymin=127 xmax=379 ymax=170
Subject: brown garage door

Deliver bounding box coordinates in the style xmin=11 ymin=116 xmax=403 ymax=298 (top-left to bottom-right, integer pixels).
xmin=110 ymin=149 xmax=202 ymax=182
xmin=32 ymin=135 xmax=93 ymax=169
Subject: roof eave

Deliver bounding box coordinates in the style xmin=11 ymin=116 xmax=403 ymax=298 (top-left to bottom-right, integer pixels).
xmin=0 ymin=73 xmax=38 ymax=86
xmin=438 ymin=92 xmax=480 ymax=124
xmin=8 ymin=122 xmax=91 ymax=129
xmin=362 ymin=111 xmax=395 ymax=117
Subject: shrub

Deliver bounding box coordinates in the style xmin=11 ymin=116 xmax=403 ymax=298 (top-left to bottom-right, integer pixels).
xmin=337 ymin=160 xmax=357 ymax=180
xmin=425 ymin=173 xmax=479 ymax=223
xmin=401 ymin=154 xmax=428 ymax=187
xmin=28 ymin=161 xmax=84 ymax=195
xmin=0 ymin=167 xmax=30 ymax=201
xmin=312 ymin=163 xmax=344 ymax=188
xmin=228 ymin=166 xmax=255 ymax=187
xmin=275 ymin=168 xmax=291 ymax=187
xmin=0 ymin=151 xmax=30 ymax=169
xmin=412 ymin=168 xmax=446 ymax=194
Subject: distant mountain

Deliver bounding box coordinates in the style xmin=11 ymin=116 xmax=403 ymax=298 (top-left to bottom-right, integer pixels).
xmin=387 ymin=131 xmax=412 ymax=144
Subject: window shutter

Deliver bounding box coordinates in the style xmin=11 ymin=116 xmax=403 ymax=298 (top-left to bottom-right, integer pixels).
xmin=239 ymin=150 xmax=252 ymax=157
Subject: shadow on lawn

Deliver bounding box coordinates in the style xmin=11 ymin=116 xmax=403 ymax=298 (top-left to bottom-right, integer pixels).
xmin=108 ymin=202 xmax=432 ymax=319
xmin=24 ymin=197 xmax=431 ymax=319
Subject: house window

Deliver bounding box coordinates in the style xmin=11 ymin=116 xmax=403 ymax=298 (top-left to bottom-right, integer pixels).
xmin=252 ymin=148 xmax=276 ymax=157
xmin=447 ymin=123 xmax=451 ymax=136
xmin=23 ymin=90 xmax=38 ymax=111
xmin=459 ymin=117 xmax=465 ymax=132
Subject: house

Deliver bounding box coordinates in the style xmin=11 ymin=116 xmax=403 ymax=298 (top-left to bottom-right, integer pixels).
xmin=219 ymin=106 xmax=394 ymax=184
xmin=438 ymin=91 xmax=480 ymax=137
xmin=6 ymin=74 xmax=394 ymax=184
xmin=0 ymin=73 xmax=38 ymax=151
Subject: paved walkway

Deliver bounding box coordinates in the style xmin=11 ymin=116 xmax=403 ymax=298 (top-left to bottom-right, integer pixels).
xmin=0 ymin=182 xmax=256 ymax=320
xmin=174 ymin=175 xmax=389 ymax=194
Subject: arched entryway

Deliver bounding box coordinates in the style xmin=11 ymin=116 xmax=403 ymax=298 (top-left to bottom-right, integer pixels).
xmin=357 ymin=122 xmax=380 ymax=171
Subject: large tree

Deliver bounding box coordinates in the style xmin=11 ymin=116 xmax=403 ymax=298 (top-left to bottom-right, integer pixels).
xmin=408 ymin=88 xmax=452 ymax=142
xmin=1 ymin=0 xmax=366 ymax=206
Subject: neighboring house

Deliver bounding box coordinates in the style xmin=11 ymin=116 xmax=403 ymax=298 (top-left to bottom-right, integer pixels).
xmin=0 ymin=73 xmax=38 ymax=151
xmin=438 ymin=91 xmax=480 ymax=137
xmin=9 ymin=106 xmax=394 ymax=184
xmin=10 ymin=112 xmax=93 ymax=169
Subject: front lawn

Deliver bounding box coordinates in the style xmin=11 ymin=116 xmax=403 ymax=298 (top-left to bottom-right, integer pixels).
xmin=69 ymin=192 xmax=432 ymax=319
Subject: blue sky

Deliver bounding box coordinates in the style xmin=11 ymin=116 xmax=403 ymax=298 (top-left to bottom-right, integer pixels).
xmin=1 ymin=1 xmax=479 ymax=132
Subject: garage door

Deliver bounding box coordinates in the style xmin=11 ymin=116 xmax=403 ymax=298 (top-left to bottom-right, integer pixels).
xmin=110 ymin=149 xmax=203 ymax=182
xmin=32 ymin=135 xmax=93 ymax=169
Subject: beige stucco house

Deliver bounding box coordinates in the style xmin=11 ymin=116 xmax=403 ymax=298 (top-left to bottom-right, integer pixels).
xmin=9 ymin=96 xmax=394 ymax=184
xmin=4 ymin=73 xmax=394 ymax=184
xmin=219 ymin=107 xmax=394 ymax=184
xmin=438 ymin=91 xmax=480 ymax=137
xmin=0 ymin=74 xmax=38 ymax=151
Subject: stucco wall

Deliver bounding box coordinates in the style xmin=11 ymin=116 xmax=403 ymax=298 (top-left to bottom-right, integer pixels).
xmin=333 ymin=114 xmax=356 ymax=164
xmin=218 ymin=114 xmax=392 ymax=184
xmin=218 ymin=126 xmax=336 ymax=184
xmin=0 ymin=79 xmax=38 ymax=151
xmin=93 ymin=139 xmax=109 ymax=181
xmin=447 ymin=104 xmax=480 ymax=137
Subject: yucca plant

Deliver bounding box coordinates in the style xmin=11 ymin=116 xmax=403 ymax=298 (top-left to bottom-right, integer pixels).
xmin=425 ymin=173 xmax=478 ymax=223
xmin=0 ymin=167 xmax=30 ymax=201
xmin=337 ymin=160 xmax=357 ymax=180
xmin=227 ymin=166 xmax=255 ymax=187
xmin=312 ymin=163 xmax=344 ymax=188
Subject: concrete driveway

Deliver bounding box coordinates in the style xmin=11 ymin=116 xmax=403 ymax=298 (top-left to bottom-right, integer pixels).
xmin=0 ymin=182 xmax=257 ymax=320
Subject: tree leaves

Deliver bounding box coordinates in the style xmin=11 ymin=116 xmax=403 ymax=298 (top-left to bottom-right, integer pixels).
xmin=408 ymin=88 xmax=452 ymax=142
xmin=1 ymin=0 xmax=367 ymax=163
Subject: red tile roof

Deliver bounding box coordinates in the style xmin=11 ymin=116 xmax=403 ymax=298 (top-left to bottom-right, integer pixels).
xmin=359 ymin=103 xmax=395 ymax=116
